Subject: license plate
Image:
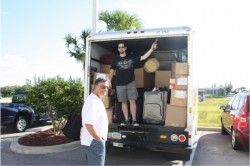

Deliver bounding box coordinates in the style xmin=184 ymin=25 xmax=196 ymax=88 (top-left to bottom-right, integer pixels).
xmin=113 ymin=142 xmax=124 ymax=148
xmin=111 ymin=132 xmax=122 ymax=140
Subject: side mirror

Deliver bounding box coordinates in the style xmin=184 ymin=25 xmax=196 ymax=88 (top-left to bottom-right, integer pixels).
xmin=220 ymin=106 xmax=226 ymax=110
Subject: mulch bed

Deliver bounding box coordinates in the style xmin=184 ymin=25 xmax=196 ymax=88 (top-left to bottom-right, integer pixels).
xmin=18 ymin=128 xmax=75 ymax=146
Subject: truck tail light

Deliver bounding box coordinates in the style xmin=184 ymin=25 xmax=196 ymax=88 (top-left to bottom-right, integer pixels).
xmin=179 ymin=134 xmax=186 ymax=142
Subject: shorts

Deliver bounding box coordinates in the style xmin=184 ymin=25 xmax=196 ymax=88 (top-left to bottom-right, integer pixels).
xmin=116 ymin=81 xmax=138 ymax=102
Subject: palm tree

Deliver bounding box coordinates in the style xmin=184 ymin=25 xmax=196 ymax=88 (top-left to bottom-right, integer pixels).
xmin=65 ymin=10 xmax=143 ymax=65
xmin=99 ymin=10 xmax=143 ymax=31
xmin=64 ymin=29 xmax=90 ymax=65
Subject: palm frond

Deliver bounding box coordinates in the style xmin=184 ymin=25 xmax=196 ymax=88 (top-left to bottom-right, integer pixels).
xmin=99 ymin=10 xmax=143 ymax=31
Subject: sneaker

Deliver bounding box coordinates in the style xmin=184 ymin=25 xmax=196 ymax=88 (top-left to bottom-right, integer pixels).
xmin=120 ymin=120 xmax=130 ymax=126
xmin=132 ymin=120 xmax=139 ymax=126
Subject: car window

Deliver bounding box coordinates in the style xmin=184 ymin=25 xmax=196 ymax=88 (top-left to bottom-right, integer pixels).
xmin=226 ymin=96 xmax=235 ymax=109
xmin=238 ymin=95 xmax=246 ymax=110
xmin=231 ymin=95 xmax=240 ymax=110
xmin=12 ymin=94 xmax=27 ymax=103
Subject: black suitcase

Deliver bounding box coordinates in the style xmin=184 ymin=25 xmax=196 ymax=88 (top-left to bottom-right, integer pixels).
xmin=63 ymin=113 xmax=82 ymax=140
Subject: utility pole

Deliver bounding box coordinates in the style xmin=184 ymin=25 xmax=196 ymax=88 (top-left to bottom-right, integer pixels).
xmin=92 ymin=0 xmax=98 ymax=33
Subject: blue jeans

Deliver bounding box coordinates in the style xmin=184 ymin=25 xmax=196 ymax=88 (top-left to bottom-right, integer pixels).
xmin=83 ymin=139 xmax=106 ymax=166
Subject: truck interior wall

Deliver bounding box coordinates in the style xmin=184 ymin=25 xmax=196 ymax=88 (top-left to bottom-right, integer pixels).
xmin=89 ymin=36 xmax=189 ymax=127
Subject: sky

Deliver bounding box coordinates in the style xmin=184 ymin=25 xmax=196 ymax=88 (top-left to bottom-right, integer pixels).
xmin=1 ymin=0 xmax=250 ymax=90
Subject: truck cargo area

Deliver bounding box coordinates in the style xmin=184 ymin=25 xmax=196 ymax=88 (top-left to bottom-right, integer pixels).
xmin=85 ymin=27 xmax=197 ymax=158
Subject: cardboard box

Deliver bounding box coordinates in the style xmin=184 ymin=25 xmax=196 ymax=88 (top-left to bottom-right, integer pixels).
xmin=169 ymin=79 xmax=175 ymax=90
xmin=170 ymin=90 xmax=187 ymax=107
xmin=134 ymin=68 xmax=154 ymax=90
xmin=106 ymin=108 xmax=113 ymax=123
xmin=169 ymin=75 xmax=188 ymax=90
xmin=171 ymin=62 xmax=188 ymax=77
xmin=101 ymin=64 xmax=111 ymax=74
xmin=93 ymin=72 xmax=110 ymax=83
xmin=155 ymin=70 xmax=171 ymax=88
xmin=102 ymin=95 xmax=110 ymax=108
xmin=165 ymin=104 xmax=187 ymax=127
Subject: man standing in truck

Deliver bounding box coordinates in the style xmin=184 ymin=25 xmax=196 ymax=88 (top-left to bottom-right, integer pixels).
xmin=109 ymin=41 xmax=157 ymax=126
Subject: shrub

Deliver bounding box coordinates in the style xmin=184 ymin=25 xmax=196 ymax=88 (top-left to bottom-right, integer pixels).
xmin=26 ymin=76 xmax=84 ymax=135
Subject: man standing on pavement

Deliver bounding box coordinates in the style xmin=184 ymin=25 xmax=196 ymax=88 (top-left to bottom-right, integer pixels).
xmin=80 ymin=77 xmax=109 ymax=166
xmin=109 ymin=41 xmax=157 ymax=126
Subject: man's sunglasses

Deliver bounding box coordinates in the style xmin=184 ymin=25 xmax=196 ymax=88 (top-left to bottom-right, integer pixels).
xmin=98 ymin=85 xmax=109 ymax=89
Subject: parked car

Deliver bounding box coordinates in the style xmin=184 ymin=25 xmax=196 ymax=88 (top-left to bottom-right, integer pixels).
xmin=220 ymin=91 xmax=249 ymax=150
xmin=0 ymin=91 xmax=50 ymax=132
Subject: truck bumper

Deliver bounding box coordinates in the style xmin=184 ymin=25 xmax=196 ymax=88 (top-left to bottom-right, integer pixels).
xmin=107 ymin=139 xmax=192 ymax=154
xmin=108 ymin=124 xmax=192 ymax=155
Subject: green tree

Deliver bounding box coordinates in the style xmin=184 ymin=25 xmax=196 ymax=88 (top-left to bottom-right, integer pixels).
xmin=0 ymin=85 xmax=32 ymax=97
xmin=99 ymin=10 xmax=143 ymax=31
xmin=26 ymin=76 xmax=84 ymax=135
xmin=65 ymin=10 xmax=143 ymax=66
xmin=218 ymin=88 xmax=226 ymax=96
xmin=225 ymin=82 xmax=233 ymax=95
xmin=65 ymin=30 xmax=91 ymax=65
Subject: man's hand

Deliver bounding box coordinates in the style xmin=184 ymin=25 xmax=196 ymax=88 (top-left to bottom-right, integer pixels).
xmin=151 ymin=42 xmax=158 ymax=51
xmin=140 ymin=41 xmax=158 ymax=61
xmin=95 ymin=137 xmax=103 ymax=142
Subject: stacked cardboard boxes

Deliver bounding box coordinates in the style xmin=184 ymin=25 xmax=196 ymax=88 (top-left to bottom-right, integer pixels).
xmin=165 ymin=62 xmax=188 ymax=128
xmin=134 ymin=68 xmax=154 ymax=90
xmin=154 ymin=70 xmax=171 ymax=88
xmin=101 ymin=64 xmax=111 ymax=74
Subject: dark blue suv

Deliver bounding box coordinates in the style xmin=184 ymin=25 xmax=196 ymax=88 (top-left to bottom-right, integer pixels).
xmin=1 ymin=91 xmax=49 ymax=132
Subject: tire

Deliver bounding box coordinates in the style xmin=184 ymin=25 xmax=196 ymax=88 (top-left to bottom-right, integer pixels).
xmin=231 ymin=129 xmax=243 ymax=150
xmin=221 ymin=119 xmax=228 ymax=135
xmin=15 ymin=116 xmax=29 ymax=132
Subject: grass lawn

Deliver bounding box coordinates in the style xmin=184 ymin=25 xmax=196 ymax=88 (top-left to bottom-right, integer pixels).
xmin=198 ymin=96 xmax=231 ymax=127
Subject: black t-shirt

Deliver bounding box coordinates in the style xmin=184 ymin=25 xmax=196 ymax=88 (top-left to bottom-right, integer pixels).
xmin=110 ymin=54 xmax=141 ymax=86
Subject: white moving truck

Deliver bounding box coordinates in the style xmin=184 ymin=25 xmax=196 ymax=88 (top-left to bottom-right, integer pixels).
xmin=84 ymin=26 xmax=198 ymax=160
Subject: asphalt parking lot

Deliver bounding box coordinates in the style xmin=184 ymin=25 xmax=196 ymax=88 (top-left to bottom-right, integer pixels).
xmin=1 ymin=125 xmax=249 ymax=165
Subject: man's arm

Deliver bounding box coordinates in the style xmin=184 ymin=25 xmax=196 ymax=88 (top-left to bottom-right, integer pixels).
xmin=109 ymin=69 xmax=115 ymax=88
xmin=85 ymin=124 xmax=102 ymax=141
xmin=140 ymin=42 xmax=157 ymax=61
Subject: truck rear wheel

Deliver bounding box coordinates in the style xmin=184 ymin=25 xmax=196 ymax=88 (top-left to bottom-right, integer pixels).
xmin=15 ymin=116 xmax=29 ymax=132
